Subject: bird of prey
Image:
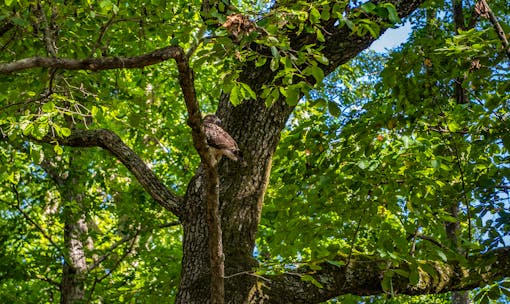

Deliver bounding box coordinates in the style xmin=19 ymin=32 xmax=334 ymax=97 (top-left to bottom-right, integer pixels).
xmin=203 ymin=114 xmax=245 ymax=165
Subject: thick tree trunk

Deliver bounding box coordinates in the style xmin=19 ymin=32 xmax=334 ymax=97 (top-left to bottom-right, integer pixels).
xmin=176 ymin=96 xmax=293 ymax=303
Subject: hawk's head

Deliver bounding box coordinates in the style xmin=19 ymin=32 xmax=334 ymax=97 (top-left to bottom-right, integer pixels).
xmin=203 ymin=114 xmax=222 ymax=126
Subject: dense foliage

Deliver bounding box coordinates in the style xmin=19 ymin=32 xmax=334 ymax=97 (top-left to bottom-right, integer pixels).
xmin=0 ymin=0 xmax=509 ymax=303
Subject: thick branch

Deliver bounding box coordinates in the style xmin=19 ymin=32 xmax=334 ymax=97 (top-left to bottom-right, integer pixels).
xmin=0 ymin=46 xmax=182 ymax=74
xmin=254 ymin=247 xmax=510 ymax=303
xmin=321 ymin=0 xmax=426 ymax=70
xmin=175 ymin=46 xmax=224 ymax=304
xmin=41 ymin=129 xmax=182 ymax=216
xmin=476 ymin=0 xmax=510 ymax=60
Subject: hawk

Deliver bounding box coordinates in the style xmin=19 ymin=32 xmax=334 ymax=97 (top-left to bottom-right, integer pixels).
xmin=203 ymin=114 xmax=245 ymax=166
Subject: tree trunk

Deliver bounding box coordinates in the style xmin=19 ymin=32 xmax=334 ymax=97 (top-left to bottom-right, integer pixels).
xmin=61 ymin=205 xmax=89 ymax=304
xmin=43 ymin=155 xmax=90 ymax=304
xmin=176 ymin=95 xmax=293 ymax=303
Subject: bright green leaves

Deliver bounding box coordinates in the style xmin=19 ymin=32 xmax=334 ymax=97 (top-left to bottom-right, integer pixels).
xmin=270 ymin=46 xmax=280 ymax=71
xmin=309 ymin=7 xmax=321 ymax=25
xmin=435 ymin=28 xmax=495 ymax=57
xmin=305 ymin=65 xmax=326 ymax=84
xmin=301 ymin=273 xmax=324 ymax=289
xmin=335 ymin=2 xmax=401 ymax=39
xmin=378 ymin=3 xmax=401 ymax=24
xmin=258 ymin=40 xmax=330 ymax=107
xmin=474 ymin=279 xmax=510 ymax=304
xmin=279 ymin=83 xmax=303 ymax=106
xmin=98 ymin=0 xmax=119 ymax=14
xmin=229 ymin=82 xmax=256 ymax=106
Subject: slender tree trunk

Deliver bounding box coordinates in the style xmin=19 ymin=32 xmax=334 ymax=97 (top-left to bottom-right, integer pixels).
xmin=61 ymin=204 xmax=89 ymax=304
xmin=41 ymin=154 xmax=90 ymax=304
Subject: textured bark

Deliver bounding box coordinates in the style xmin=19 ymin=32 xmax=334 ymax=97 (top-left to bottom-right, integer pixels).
xmin=476 ymin=0 xmax=510 ymax=60
xmin=0 ymin=46 xmax=182 ymax=74
xmin=40 ymin=154 xmax=90 ymax=304
xmin=61 ymin=206 xmax=88 ymax=304
xmin=43 ymin=129 xmax=182 ymax=215
xmin=251 ymin=247 xmax=510 ymax=303
xmin=176 ymin=45 xmax=225 ymax=304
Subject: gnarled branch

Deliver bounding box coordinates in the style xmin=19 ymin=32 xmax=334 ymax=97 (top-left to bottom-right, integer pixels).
xmin=0 ymin=46 xmax=182 ymax=74
xmin=41 ymin=129 xmax=183 ymax=216
xmin=252 ymin=247 xmax=510 ymax=303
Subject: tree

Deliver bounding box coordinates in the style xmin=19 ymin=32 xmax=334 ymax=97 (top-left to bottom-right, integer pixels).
xmin=1 ymin=0 xmax=509 ymax=303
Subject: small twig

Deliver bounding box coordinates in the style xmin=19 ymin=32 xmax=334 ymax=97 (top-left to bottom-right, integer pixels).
xmin=95 ymin=228 xmax=140 ymax=283
xmin=35 ymin=274 xmax=60 ymax=287
xmin=224 ymin=270 xmax=271 ymax=282
xmin=414 ymin=233 xmax=451 ymax=252
xmin=88 ymin=221 xmax=180 ymax=271
xmin=10 ymin=186 xmax=63 ymax=257
xmin=90 ymin=4 xmax=118 ymax=57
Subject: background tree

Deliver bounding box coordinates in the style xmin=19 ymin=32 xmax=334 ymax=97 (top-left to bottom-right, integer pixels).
xmin=0 ymin=0 xmax=509 ymax=303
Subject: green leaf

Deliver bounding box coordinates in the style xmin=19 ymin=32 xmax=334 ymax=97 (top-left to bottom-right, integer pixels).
xmin=301 ymin=274 xmax=324 ymax=289
xmin=431 ymin=159 xmax=440 ymax=169
xmin=313 ymin=54 xmax=329 ymax=65
xmin=270 ymin=46 xmax=279 ymax=59
xmin=381 ymin=272 xmax=393 ymax=293
xmin=54 ymin=145 xmax=63 ymax=155
xmin=309 ymin=7 xmax=321 ymax=24
xmin=357 ymin=159 xmax=370 ymax=170
xmin=314 ymin=27 xmax=325 ymax=42
xmin=285 ymin=85 xmax=300 ymax=106
xmin=326 ymin=260 xmax=345 ymax=267
xmin=435 ymin=248 xmax=447 ymax=262
xmin=42 ymin=102 xmax=56 ymax=113
xmin=380 ymin=3 xmax=401 ymax=23
xmin=255 ymin=57 xmax=267 ymax=67
xmin=309 ymin=66 xmax=324 ymax=83
xmin=240 ymin=82 xmax=257 ymax=100
xmin=11 ymin=17 xmax=30 ymax=27
xmin=22 ymin=123 xmax=34 ymax=136
xmin=409 ymin=268 xmax=420 ymax=285
xmin=393 ymin=269 xmax=409 ymax=278
xmin=447 ymin=120 xmax=461 ymax=132
xmin=270 ymin=58 xmax=279 ymax=71
xmin=360 ymin=21 xmax=380 ymax=38
xmin=60 ymin=127 xmax=72 ymax=137
xmin=328 ymin=102 xmax=340 ymax=116
xmin=230 ymin=85 xmax=241 ymax=106
xmin=361 ymin=3 xmax=376 ymax=13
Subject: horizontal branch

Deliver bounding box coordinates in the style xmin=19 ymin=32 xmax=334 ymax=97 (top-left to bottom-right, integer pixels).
xmin=0 ymin=46 xmax=183 ymax=74
xmin=41 ymin=129 xmax=182 ymax=216
xmin=256 ymin=247 xmax=510 ymax=303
